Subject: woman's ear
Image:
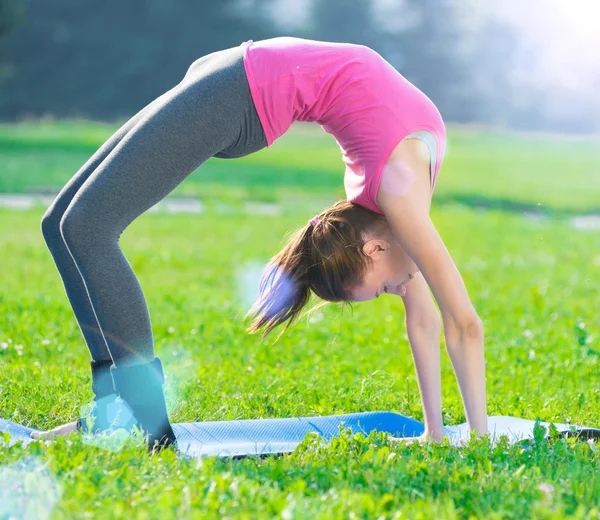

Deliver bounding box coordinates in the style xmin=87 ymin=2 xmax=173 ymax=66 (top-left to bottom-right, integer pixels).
xmin=362 ymin=239 xmax=387 ymax=257
xmin=362 ymin=239 xmax=377 ymax=257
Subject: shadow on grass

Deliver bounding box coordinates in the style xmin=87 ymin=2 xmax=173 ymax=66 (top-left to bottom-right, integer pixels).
xmin=433 ymin=193 xmax=600 ymax=218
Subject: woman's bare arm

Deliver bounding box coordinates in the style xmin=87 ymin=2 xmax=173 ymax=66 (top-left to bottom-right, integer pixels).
xmin=377 ymin=158 xmax=487 ymax=438
xmin=401 ymin=271 xmax=443 ymax=440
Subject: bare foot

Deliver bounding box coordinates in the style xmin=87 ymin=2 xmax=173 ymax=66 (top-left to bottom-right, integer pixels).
xmin=30 ymin=420 xmax=78 ymax=439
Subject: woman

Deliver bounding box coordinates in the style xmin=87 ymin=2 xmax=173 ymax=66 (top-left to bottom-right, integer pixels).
xmin=32 ymin=37 xmax=487 ymax=450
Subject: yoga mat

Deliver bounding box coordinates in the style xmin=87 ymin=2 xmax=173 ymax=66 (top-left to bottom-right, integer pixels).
xmin=1 ymin=412 xmax=598 ymax=458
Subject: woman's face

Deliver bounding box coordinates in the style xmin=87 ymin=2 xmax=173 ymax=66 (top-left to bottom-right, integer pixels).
xmin=349 ymin=231 xmax=419 ymax=302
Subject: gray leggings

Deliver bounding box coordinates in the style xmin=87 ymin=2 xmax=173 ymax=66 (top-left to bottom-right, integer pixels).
xmin=41 ymin=45 xmax=267 ymax=366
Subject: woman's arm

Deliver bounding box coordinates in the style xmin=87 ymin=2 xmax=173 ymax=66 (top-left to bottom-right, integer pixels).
xmin=377 ymin=159 xmax=488 ymax=438
xmin=401 ymin=271 xmax=443 ymax=441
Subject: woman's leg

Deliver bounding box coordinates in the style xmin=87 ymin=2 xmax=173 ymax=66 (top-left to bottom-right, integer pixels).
xmin=41 ymin=85 xmax=184 ymax=362
xmin=55 ymin=46 xmax=266 ymax=448
xmin=39 ymin=44 xmax=263 ymax=364
xmin=40 ymin=84 xmax=197 ymax=435
xmin=58 ymin=47 xmax=264 ymax=366
xmin=34 ymin=45 xmax=266 ymax=445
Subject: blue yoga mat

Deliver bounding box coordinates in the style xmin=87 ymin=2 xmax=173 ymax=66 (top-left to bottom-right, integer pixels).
xmin=0 ymin=411 xmax=424 ymax=458
xmin=1 ymin=412 xmax=598 ymax=458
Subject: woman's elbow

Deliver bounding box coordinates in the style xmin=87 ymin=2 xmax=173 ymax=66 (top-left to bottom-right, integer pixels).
xmin=464 ymin=316 xmax=484 ymax=338
xmin=445 ymin=314 xmax=484 ymax=342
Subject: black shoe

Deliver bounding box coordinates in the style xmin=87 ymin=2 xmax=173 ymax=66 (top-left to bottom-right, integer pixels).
xmin=110 ymin=357 xmax=177 ymax=452
xmin=77 ymin=359 xmax=118 ymax=433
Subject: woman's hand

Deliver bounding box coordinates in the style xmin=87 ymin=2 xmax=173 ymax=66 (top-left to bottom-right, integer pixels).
xmin=30 ymin=420 xmax=78 ymax=439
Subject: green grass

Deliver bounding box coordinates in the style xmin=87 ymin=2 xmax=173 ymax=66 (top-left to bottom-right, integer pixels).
xmin=1 ymin=122 xmax=600 ymax=518
xmin=1 ymin=121 xmax=600 ymax=213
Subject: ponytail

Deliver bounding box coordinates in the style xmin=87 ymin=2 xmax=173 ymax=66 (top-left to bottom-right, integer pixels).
xmin=245 ymin=201 xmax=386 ymax=340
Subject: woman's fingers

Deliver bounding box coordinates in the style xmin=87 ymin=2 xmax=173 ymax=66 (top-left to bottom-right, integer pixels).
xmin=30 ymin=421 xmax=78 ymax=439
xmin=389 ymin=435 xmax=422 ymax=445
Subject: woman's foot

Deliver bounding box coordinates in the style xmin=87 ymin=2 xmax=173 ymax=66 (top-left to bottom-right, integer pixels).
xmin=31 ymin=359 xmax=118 ymax=440
xmin=30 ymin=358 xmax=177 ymax=452
xmin=77 ymin=359 xmax=118 ymax=433
xmin=110 ymin=357 xmax=177 ymax=452
xmin=31 ymin=420 xmax=78 ymax=439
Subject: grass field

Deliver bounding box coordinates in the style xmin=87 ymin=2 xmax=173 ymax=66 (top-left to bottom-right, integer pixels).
xmin=2 ymin=121 xmax=600 ymax=214
xmin=1 ymin=121 xmax=600 ymax=518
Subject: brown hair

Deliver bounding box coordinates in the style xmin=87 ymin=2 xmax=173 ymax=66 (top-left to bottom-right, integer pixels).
xmin=244 ymin=200 xmax=387 ymax=341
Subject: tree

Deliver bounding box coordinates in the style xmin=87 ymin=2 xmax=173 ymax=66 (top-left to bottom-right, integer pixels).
xmin=0 ymin=0 xmax=279 ymax=120
xmin=0 ymin=0 xmax=27 ymax=39
xmin=306 ymin=0 xmax=381 ymax=51
xmin=0 ymin=0 xmax=28 ymax=84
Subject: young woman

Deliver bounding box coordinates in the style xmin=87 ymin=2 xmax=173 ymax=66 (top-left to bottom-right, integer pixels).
xmin=32 ymin=37 xmax=487 ymax=450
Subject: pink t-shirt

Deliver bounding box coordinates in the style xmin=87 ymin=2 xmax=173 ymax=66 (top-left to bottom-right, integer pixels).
xmin=241 ymin=37 xmax=446 ymax=214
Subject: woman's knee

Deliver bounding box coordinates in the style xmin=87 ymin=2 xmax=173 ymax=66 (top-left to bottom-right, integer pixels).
xmin=41 ymin=185 xmax=84 ymax=245
xmin=41 ymin=203 xmax=65 ymax=246
xmin=59 ymin=202 xmax=98 ymax=251
xmin=59 ymin=198 xmax=119 ymax=251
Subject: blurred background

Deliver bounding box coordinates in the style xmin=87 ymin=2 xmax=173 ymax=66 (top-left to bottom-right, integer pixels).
xmin=1 ymin=0 xmax=599 ymax=133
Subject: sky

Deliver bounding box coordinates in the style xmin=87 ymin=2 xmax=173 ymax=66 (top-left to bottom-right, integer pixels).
xmin=264 ymin=0 xmax=600 ymax=89
xmin=486 ymin=0 xmax=600 ymax=91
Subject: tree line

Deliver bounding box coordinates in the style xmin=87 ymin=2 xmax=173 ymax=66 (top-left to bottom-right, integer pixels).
xmin=0 ymin=0 xmax=597 ymax=133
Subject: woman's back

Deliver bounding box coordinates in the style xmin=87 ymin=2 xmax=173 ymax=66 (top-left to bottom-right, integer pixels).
xmin=241 ymin=36 xmax=446 ymax=213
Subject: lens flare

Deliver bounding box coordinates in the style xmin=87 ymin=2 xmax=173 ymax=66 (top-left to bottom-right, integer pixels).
xmin=160 ymin=344 xmax=201 ymax=419
xmin=257 ymin=263 xmax=299 ymax=320
xmin=0 ymin=457 xmax=62 ymax=520
xmin=234 ymin=260 xmax=270 ymax=311
xmin=79 ymin=395 xmax=138 ymax=452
